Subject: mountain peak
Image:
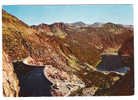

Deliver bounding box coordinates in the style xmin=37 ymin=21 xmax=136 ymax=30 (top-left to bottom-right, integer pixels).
xmin=89 ymin=22 xmax=104 ymax=27
xmin=71 ymin=21 xmax=86 ymax=27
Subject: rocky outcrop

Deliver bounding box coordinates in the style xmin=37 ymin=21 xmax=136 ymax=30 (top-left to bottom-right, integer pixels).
xmin=44 ymin=65 xmax=85 ymax=96
xmin=31 ymin=23 xmax=67 ymax=38
xmin=3 ymin=52 xmax=20 ymax=97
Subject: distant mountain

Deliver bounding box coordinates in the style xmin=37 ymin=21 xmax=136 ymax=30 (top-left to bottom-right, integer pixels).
xmin=123 ymin=25 xmax=133 ymax=31
xmin=70 ymin=21 xmax=86 ymax=27
xmin=89 ymin=22 xmax=104 ymax=27
xmin=68 ymin=22 xmax=103 ymax=27
xmin=124 ymin=25 xmax=133 ymax=28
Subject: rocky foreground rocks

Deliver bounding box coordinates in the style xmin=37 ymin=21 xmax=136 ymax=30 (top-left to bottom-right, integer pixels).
xmin=3 ymin=52 xmax=20 ymax=97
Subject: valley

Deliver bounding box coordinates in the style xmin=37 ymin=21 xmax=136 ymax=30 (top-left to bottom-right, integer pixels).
xmin=2 ymin=9 xmax=134 ymax=96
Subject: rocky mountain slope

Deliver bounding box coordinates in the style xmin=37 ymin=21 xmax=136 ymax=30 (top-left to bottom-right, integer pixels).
xmin=3 ymin=52 xmax=20 ymax=97
xmin=31 ymin=22 xmax=133 ymax=54
xmin=2 ymin=9 xmax=134 ymax=96
xmin=119 ymin=36 xmax=134 ymax=56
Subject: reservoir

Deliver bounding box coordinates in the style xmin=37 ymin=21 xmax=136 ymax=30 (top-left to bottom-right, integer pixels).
xmin=97 ymin=54 xmax=130 ymax=74
xmin=13 ymin=61 xmax=52 ymax=97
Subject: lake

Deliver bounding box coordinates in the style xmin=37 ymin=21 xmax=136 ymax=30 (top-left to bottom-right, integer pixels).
xmin=13 ymin=61 xmax=52 ymax=97
xmin=97 ymin=54 xmax=130 ymax=74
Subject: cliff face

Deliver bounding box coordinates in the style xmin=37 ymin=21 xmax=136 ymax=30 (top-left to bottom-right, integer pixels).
xmin=3 ymin=52 xmax=20 ymax=97
xmin=2 ymin=9 xmax=134 ymax=96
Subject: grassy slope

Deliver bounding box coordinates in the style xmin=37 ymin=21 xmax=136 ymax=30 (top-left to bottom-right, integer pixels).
xmin=2 ymin=10 xmax=31 ymax=60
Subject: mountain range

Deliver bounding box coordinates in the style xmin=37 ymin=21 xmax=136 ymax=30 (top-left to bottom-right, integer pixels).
xmin=2 ymin=9 xmax=134 ymax=97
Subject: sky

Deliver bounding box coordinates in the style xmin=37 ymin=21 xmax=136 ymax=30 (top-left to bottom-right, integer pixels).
xmin=3 ymin=5 xmax=133 ymax=25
